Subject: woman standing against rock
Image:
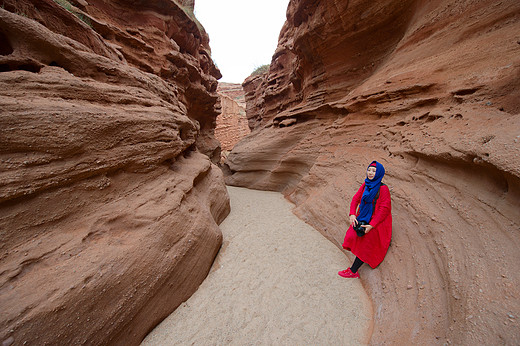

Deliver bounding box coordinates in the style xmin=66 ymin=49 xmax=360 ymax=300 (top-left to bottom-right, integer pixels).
xmin=339 ymin=161 xmax=392 ymax=278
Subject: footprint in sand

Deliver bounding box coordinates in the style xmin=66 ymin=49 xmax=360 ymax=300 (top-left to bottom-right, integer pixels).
xmin=142 ymin=186 xmax=371 ymax=345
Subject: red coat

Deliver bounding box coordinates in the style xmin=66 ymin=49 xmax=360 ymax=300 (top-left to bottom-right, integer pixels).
xmin=342 ymin=183 xmax=392 ymax=268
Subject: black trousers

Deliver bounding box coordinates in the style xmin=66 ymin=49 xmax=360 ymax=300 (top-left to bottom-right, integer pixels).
xmin=351 ymin=257 xmax=364 ymax=273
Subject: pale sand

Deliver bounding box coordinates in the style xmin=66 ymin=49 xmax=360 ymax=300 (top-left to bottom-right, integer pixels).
xmin=141 ymin=186 xmax=372 ymax=345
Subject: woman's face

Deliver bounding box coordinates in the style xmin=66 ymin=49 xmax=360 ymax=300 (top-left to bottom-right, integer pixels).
xmin=367 ymin=166 xmax=377 ymax=180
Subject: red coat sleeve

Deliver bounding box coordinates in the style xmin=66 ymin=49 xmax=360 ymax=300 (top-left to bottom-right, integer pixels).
xmin=369 ymin=185 xmax=391 ymax=228
xmin=349 ymin=183 xmax=365 ymax=216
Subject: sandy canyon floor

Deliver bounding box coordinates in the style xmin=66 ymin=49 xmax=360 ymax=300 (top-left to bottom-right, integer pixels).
xmin=142 ymin=186 xmax=371 ymax=345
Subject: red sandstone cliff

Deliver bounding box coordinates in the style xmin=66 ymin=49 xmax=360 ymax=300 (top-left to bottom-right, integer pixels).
xmin=215 ymin=83 xmax=250 ymax=161
xmin=0 ymin=0 xmax=228 ymax=345
xmin=226 ymin=0 xmax=520 ymax=344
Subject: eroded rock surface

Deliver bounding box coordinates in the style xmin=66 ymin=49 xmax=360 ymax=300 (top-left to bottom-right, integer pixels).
xmin=0 ymin=0 xmax=229 ymax=345
xmin=226 ymin=0 xmax=520 ymax=344
xmin=215 ymin=83 xmax=250 ymax=161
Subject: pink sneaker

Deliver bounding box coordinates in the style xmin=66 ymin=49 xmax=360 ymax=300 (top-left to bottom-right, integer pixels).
xmin=338 ymin=268 xmax=360 ymax=278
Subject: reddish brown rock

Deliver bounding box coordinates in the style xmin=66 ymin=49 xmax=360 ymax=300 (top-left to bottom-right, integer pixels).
xmin=0 ymin=1 xmax=228 ymax=345
xmin=226 ymin=0 xmax=520 ymax=344
xmin=177 ymin=0 xmax=195 ymax=11
xmin=215 ymin=83 xmax=250 ymax=161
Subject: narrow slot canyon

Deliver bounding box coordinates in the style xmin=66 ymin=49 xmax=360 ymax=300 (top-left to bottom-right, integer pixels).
xmin=0 ymin=0 xmax=519 ymax=345
xmin=142 ymin=186 xmax=372 ymax=345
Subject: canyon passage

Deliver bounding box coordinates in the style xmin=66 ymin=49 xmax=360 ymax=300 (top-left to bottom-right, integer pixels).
xmin=142 ymin=186 xmax=371 ymax=345
xmin=1 ymin=0 xmax=519 ymax=345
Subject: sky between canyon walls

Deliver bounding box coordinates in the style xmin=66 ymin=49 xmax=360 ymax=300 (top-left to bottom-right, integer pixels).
xmin=194 ymin=0 xmax=290 ymax=83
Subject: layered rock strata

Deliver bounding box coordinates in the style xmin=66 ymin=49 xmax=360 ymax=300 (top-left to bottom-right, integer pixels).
xmin=215 ymin=83 xmax=250 ymax=162
xmin=226 ymin=0 xmax=520 ymax=344
xmin=0 ymin=0 xmax=228 ymax=345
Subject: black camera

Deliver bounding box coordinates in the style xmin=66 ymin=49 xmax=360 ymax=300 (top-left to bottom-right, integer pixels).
xmin=353 ymin=221 xmax=369 ymax=237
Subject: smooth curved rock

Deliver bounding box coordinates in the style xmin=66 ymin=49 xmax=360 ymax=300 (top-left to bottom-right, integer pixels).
xmin=226 ymin=0 xmax=520 ymax=344
xmin=0 ymin=1 xmax=229 ymax=345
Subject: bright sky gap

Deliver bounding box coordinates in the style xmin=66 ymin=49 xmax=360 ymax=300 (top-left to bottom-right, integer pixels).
xmin=194 ymin=0 xmax=290 ymax=84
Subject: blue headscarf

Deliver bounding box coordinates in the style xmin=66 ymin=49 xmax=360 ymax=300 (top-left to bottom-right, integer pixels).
xmin=357 ymin=161 xmax=385 ymax=223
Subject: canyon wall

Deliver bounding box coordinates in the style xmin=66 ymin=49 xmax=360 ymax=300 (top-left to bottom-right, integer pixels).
xmin=215 ymin=83 xmax=250 ymax=162
xmin=226 ymin=0 xmax=520 ymax=344
xmin=0 ymin=0 xmax=229 ymax=345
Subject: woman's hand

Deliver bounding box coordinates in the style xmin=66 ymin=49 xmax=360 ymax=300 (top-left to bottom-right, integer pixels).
xmin=361 ymin=224 xmax=374 ymax=234
xmin=349 ymin=215 xmax=358 ymax=227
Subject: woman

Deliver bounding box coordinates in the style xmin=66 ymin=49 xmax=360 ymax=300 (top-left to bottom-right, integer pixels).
xmin=338 ymin=161 xmax=392 ymax=278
